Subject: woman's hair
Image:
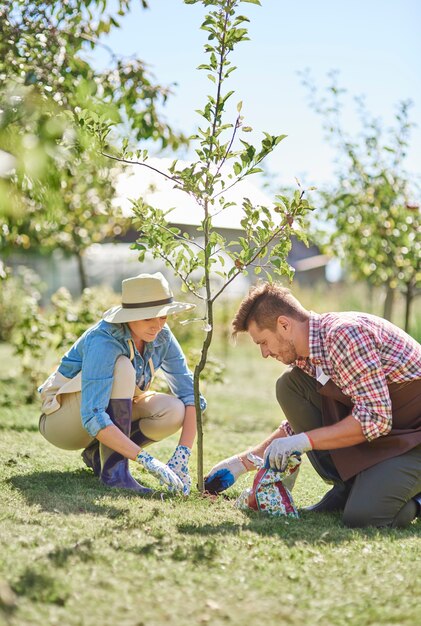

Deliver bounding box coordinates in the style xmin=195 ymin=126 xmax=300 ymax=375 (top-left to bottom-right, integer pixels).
xmin=232 ymin=282 xmax=308 ymax=337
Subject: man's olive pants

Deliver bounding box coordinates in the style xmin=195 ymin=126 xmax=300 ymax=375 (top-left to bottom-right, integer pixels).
xmin=276 ymin=367 xmax=421 ymax=528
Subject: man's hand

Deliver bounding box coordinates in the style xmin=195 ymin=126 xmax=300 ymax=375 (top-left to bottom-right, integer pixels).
xmin=204 ymin=455 xmax=247 ymax=494
xmin=136 ymin=450 xmax=184 ymax=493
xmin=263 ymin=433 xmax=313 ymax=471
xmin=167 ymin=445 xmax=192 ymax=496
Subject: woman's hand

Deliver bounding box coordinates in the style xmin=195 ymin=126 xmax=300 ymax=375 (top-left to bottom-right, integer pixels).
xmin=167 ymin=445 xmax=192 ymax=496
xmin=136 ymin=450 xmax=184 ymax=493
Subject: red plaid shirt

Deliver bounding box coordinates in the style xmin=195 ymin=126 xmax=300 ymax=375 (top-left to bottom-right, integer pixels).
xmin=283 ymin=312 xmax=421 ymax=441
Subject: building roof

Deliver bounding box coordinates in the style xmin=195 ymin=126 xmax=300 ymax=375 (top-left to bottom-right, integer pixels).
xmin=115 ymin=157 xmax=276 ymax=229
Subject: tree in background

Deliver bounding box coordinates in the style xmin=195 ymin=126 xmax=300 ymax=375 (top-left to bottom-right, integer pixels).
xmin=99 ymin=0 xmax=315 ymax=490
xmin=0 ymin=0 xmax=186 ymax=290
xmin=302 ymin=71 xmax=420 ymax=331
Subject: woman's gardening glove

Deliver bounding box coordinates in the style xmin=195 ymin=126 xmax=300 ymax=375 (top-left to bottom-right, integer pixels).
xmin=136 ymin=450 xmax=184 ymax=493
xmin=263 ymin=433 xmax=313 ymax=471
xmin=167 ymin=445 xmax=192 ymax=496
xmin=204 ymin=455 xmax=247 ymax=494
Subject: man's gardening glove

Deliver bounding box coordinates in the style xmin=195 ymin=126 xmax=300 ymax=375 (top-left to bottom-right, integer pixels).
xmin=167 ymin=445 xmax=192 ymax=496
xmin=136 ymin=450 xmax=184 ymax=493
xmin=263 ymin=433 xmax=313 ymax=472
xmin=204 ymin=455 xmax=247 ymax=494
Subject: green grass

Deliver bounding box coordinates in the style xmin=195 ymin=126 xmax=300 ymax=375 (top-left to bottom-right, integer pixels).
xmin=0 ymin=340 xmax=420 ymax=626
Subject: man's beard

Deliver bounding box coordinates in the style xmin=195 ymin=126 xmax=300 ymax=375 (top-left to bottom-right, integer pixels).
xmin=275 ymin=336 xmax=298 ymax=364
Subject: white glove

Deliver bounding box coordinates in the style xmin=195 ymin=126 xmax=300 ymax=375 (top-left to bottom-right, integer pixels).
xmin=167 ymin=445 xmax=192 ymax=496
xmin=204 ymin=455 xmax=247 ymax=494
xmin=263 ymin=432 xmax=313 ymax=471
xmin=136 ymin=450 xmax=184 ymax=493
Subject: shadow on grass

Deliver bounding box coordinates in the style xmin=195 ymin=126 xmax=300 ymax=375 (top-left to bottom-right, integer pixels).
xmin=0 ymin=422 xmax=39 ymax=432
xmin=8 ymin=469 xmax=156 ymax=518
xmin=177 ymin=511 xmax=420 ymax=546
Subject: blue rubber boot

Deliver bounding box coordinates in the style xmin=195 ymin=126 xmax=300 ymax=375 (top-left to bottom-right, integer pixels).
xmin=81 ymin=440 xmax=100 ymax=476
xmin=414 ymin=493 xmax=421 ymax=516
xmin=99 ymin=399 xmax=153 ymax=495
xmin=81 ymin=419 xmax=153 ymax=476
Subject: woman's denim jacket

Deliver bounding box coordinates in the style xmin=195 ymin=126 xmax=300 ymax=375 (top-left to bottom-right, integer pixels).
xmin=42 ymin=320 xmax=206 ymax=437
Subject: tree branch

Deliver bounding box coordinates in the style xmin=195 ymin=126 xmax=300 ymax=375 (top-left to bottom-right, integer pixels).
xmin=154 ymin=222 xmax=205 ymax=252
xmin=213 ymin=153 xmax=267 ymax=200
xmin=101 ymin=151 xmax=180 ymax=184
xmin=154 ymin=250 xmax=205 ymax=301
xmin=210 ymin=219 xmax=289 ymax=302
xmin=213 ymin=114 xmax=241 ymax=181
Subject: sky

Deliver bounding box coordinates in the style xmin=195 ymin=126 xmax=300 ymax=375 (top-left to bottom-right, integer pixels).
xmin=92 ymin=0 xmax=421 ymax=189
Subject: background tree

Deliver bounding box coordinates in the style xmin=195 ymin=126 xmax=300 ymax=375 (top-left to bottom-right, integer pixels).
xmin=100 ymin=0 xmax=315 ymax=490
xmin=0 ymin=0 xmax=186 ymax=289
xmin=302 ymin=71 xmax=420 ymax=330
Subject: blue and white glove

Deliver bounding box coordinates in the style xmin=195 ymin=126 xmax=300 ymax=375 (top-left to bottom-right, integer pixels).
xmin=136 ymin=450 xmax=184 ymax=493
xmin=263 ymin=433 xmax=313 ymax=472
xmin=167 ymin=445 xmax=192 ymax=496
xmin=204 ymin=455 xmax=247 ymax=494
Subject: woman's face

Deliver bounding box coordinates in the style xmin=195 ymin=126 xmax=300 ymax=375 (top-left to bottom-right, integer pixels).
xmin=128 ymin=317 xmax=168 ymax=342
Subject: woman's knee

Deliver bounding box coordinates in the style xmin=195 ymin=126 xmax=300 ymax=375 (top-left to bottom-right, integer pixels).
xmin=139 ymin=395 xmax=185 ymax=441
xmin=110 ymin=356 xmax=136 ymax=399
xmin=156 ymin=396 xmax=185 ymax=430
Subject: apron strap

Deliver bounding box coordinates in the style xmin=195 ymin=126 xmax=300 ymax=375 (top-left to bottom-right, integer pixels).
xmin=128 ymin=339 xmax=135 ymax=362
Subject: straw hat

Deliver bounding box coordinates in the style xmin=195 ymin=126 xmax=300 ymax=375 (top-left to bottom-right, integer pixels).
xmin=103 ymin=272 xmax=195 ymax=323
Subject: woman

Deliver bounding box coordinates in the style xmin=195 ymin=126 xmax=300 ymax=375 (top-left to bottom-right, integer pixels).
xmin=38 ymin=272 xmax=205 ymax=496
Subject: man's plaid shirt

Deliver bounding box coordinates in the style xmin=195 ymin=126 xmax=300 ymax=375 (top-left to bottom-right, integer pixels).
xmin=284 ymin=312 xmax=421 ymax=441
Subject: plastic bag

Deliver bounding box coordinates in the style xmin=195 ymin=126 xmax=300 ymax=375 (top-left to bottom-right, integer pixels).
xmin=235 ymin=453 xmax=300 ymax=518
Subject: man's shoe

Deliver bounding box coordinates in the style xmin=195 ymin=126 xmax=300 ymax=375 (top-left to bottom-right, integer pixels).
xmin=303 ymin=484 xmax=350 ymax=513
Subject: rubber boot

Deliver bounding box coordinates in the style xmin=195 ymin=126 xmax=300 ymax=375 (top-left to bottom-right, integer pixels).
xmin=81 ymin=418 xmax=154 ymax=476
xmin=129 ymin=419 xmax=155 ymax=448
xmin=303 ymin=449 xmax=353 ymax=513
xmin=414 ymin=493 xmax=421 ymax=517
xmin=99 ymin=398 xmax=153 ymax=495
xmin=81 ymin=440 xmax=101 ymax=476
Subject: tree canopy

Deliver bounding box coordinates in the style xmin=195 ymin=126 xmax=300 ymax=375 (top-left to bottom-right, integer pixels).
xmin=0 ymin=0 xmax=186 ymax=289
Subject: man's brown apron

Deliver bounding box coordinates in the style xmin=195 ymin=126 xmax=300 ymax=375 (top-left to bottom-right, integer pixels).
xmin=318 ymin=378 xmax=421 ymax=481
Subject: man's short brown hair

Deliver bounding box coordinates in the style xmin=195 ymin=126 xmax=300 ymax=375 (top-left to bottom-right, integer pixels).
xmin=232 ymin=282 xmax=308 ymax=336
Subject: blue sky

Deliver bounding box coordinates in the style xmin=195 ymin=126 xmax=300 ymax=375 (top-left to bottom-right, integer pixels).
xmin=92 ymin=0 xmax=421 ymax=188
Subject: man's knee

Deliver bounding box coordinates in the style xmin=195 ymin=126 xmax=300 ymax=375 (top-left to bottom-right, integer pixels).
xmin=342 ymin=505 xmax=374 ymax=528
xmin=276 ymin=368 xmax=300 ymax=407
xmin=343 ymin=498 xmax=417 ymax=529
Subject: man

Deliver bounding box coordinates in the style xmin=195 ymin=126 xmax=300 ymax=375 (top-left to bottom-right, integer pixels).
xmin=205 ymin=282 xmax=421 ymax=528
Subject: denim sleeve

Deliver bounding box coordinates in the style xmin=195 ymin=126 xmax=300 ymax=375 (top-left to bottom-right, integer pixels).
xmin=81 ymin=330 xmax=125 ymax=437
xmin=160 ymin=331 xmax=207 ymax=411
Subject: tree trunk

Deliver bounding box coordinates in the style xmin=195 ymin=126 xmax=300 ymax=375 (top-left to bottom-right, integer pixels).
xmin=366 ymin=283 xmax=374 ymax=313
xmin=383 ymin=285 xmax=395 ymax=321
xmin=76 ymin=251 xmax=88 ymax=293
xmin=194 ymin=321 xmax=213 ymax=493
xmin=404 ymin=282 xmax=413 ymax=334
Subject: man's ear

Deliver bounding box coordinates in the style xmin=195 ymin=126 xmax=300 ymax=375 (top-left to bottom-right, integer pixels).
xmin=276 ymin=315 xmax=290 ymax=334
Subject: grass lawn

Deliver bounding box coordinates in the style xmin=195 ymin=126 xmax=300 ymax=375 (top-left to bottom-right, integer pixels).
xmin=0 ymin=338 xmax=420 ymax=626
